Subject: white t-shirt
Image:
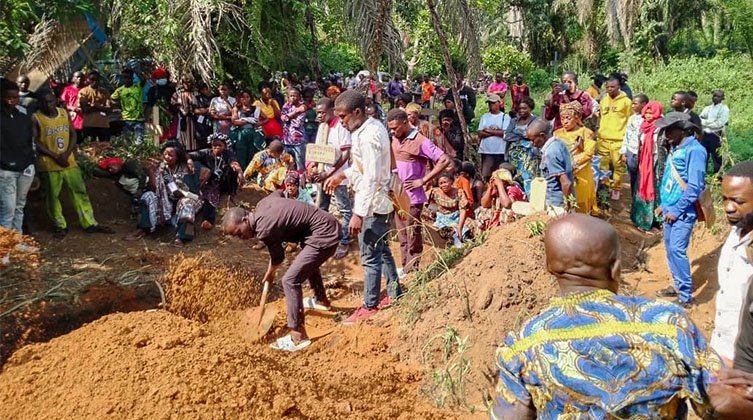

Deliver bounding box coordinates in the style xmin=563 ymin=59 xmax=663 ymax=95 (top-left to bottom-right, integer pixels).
xmin=478 ymin=112 xmax=511 ymax=155
xmin=315 ymin=117 xmax=352 ymax=186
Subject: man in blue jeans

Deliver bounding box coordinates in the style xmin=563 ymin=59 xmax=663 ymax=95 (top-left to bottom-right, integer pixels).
xmin=655 ymin=112 xmax=708 ymax=308
xmin=325 ymin=90 xmax=402 ymax=324
xmin=0 ymin=78 xmax=36 ymax=232
xmin=310 ymin=97 xmax=353 ymax=259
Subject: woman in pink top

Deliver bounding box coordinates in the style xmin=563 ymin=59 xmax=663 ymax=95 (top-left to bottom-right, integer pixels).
xmin=487 ymin=72 xmax=509 ymax=111
xmin=60 ymin=71 xmax=86 ymax=140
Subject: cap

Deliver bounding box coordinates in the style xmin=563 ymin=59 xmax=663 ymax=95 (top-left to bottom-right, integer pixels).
xmin=655 ymin=111 xmax=698 ymax=131
xmin=486 ymin=94 xmax=501 ymax=103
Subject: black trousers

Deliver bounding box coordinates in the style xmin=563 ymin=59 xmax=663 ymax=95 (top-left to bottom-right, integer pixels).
xmin=701 ymin=132 xmax=722 ymax=174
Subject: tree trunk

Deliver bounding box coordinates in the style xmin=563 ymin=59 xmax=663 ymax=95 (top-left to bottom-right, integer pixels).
xmin=425 ymin=0 xmax=470 ymax=154
xmin=304 ymin=0 xmax=321 ymax=80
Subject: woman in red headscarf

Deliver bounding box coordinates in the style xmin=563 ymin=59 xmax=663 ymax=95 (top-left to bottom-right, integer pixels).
xmin=631 ymin=100 xmax=664 ymax=233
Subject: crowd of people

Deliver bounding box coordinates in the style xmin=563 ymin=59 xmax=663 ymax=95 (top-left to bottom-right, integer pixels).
xmin=3 ymin=62 xmax=753 ymax=416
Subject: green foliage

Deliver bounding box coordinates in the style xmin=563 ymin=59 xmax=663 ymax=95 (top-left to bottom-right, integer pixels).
xmin=482 ymin=44 xmax=533 ymax=77
xmin=319 ymin=42 xmax=363 ymax=75
xmin=0 ymin=0 xmax=92 ymax=63
xmin=628 ymin=53 xmax=753 ymax=161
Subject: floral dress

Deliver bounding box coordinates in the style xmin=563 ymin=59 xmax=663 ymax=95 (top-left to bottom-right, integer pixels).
xmin=428 ymin=186 xmax=471 ymax=238
xmin=475 ymin=168 xmax=527 ymax=230
xmin=138 ymin=161 xmax=202 ymax=240
xmin=505 ymin=116 xmax=539 ymax=195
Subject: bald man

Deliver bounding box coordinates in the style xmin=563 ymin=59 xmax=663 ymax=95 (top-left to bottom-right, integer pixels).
xmin=491 ymin=214 xmax=724 ymax=418
xmin=525 ymin=119 xmax=573 ymax=210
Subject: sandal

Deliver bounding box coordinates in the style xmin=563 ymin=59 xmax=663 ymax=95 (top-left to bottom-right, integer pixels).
xmin=270 ymin=334 xmax=311 ymax=352
xmin=303 ymin=296 xmax=331 ymax=311
xmin=173 ymin=238 xmax=185 ymax=248
xmin=124 ymin=229 xmax=147 ymax=241
xmin=334 ymin=243 xmax=349 ymax=259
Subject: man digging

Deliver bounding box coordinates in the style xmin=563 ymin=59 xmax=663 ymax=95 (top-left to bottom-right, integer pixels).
xmin=222 ymin=195 xmax=341 ymax=352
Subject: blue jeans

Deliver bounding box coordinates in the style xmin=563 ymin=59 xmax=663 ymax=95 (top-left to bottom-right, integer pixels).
xmin=122 ymin=121 xmax=145 ymax=145
xmin=625 ymin=150 xmax=639 ymax=197
xmin=285 ymin=144 xmax=306 ymax=171
xmin=0 ymin=165 xmax=35 ymax=232
xmin=359 ymin=212 xmax=401 ymax=309
xmin=318 ymin=184 xmax=352 ymax=246
xmin=663 ymin=212 xmax=697 ymax=303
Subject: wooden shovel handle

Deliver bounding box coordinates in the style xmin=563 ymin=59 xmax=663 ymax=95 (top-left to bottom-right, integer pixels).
xmin=256 ymin=280 xmax=271 ymax=329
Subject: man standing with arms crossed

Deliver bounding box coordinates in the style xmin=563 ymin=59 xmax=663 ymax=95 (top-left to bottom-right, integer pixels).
xmin=387 ymin=108 xmax=451 ymax=275
xmin=324 ymin=90 xmax=402 ymax=323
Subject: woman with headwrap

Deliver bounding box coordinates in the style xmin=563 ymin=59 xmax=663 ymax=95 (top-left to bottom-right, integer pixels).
xmin=189 ymin=133 xmax=244 ymax=229
xmin=553 ymin=100 xmax=598 ymax=214
xmin=631 ymin=100 xmax=664 ymax=233
xmin=124 ymin=141 xmax=203 ymax=247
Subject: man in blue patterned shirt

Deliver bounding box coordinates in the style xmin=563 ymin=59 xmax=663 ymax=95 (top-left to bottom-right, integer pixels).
xmin=491 ymin=214 xmax=722 ymax=419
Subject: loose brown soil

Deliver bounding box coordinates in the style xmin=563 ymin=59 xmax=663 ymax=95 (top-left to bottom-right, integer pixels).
xmin=0 ymin=175 xmax=728 ymax=418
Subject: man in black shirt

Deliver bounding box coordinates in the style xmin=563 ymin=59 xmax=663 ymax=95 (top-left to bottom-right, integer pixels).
xmin=735 ymin=276 xmax=753 ymax=373
xmin=0 ymin=78 xmax=36 ymax=232
xmin=222 ymin=197 xmax=341 ymax=352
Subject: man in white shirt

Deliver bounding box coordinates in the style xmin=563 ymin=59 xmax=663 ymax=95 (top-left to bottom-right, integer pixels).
xmin=700 ymin=90 xmax=730 ymax=174
xmin=711 ymin=160 xmax=753 ymax=363
xmin=310 ymin=97 xmax=352 ymax=259
xmin=477 ymin=94 xmax=511 ymax=181
xmin=324 ymin=90 xmax=402 ymax=324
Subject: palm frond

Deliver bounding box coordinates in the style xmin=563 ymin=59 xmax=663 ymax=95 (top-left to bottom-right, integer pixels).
xmin=344 ymin=0 xmax=403 ymax=72
xmin=438 ymin=0 xmax=482 ymax=76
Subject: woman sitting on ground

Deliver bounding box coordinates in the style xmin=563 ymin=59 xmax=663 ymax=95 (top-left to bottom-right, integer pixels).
xmin=125 ymin=141 xmax=204 ymax=247
xmin=476 ymin=163 xmax=527 ymax=230
xmin=230 ymin=88 xmax=265 ymax=170
xmin=428 ymin=173 xmax=472 ymax=248
xmin=189 ymin=133 xmax=244 ymax=230
xmin=281 ymin=171 xmax=314 ymax=205
xmin=553 ymin=101 xmax=598 ymax=215
xmin=244 ymin=139 xmax=295 ymax=192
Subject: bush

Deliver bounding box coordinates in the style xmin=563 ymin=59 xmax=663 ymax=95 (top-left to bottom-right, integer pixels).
xmin=628 ymin=53 xmax=753 ymax=161
xmin=482 ymin=44 xmax=533 ymax=77
xmin=319 ymin=42 xmax=364 ymax=75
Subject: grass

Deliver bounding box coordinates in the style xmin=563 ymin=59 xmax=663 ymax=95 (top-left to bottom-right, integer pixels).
xmin=421 ymin=326 xmax=474 ymax=410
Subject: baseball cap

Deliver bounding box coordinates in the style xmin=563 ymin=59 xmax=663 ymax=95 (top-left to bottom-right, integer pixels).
xmin=655 ymin=111 xmax=699 ymax=131
xmin=486 ymin=94 xmax=501 ymax=103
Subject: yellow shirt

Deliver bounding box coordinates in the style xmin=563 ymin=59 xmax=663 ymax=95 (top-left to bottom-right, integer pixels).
xmin=254 ymin=99 xmax=280 ymax=119
xmin=35 ymin=108 xmax=77 ymax=172
xmin=598 ymin=92 xmax=633 ymax=141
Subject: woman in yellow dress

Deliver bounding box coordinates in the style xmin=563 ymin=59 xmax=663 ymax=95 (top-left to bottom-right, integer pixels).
xmin=553 ymin=101 xmax=598 ymax=214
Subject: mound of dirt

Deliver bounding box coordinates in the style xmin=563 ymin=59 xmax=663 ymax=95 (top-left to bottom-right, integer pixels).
xmin=392 ymin=215 xmax=558 ymax=407
xmin=0 ymin=227 xmax=40 ymax=284
xmin=160 ymin=253 xmax=262 ymax=322
xmin=0 ymin=310 xmax=448 ymax=419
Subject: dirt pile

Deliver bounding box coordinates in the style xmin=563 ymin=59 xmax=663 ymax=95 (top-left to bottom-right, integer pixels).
xmin=392 ymin=215 xmax=558 ymax=407
xmin=0 ymin=310 xmax=450 ymax=419
xmin=160 ymin=253 xmax=262 ymax=322
xmin=0 ymin=227 xmax=40 ymax=284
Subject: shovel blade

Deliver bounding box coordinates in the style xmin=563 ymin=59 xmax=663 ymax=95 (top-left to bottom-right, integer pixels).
xmin=240 ymin=306 xmax=278 ymax=342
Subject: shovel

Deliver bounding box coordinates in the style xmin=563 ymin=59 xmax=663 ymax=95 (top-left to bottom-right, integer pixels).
xmin=241 ymin=279 xmax=277 ymax=342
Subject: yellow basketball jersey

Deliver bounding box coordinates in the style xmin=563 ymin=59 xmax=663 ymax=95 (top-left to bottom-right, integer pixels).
xmin=35 ymin=108 xmax=77 ymax=172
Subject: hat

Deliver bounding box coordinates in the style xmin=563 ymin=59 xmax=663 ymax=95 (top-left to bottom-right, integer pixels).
xmin=486 ymin=94 xmax=501 ymax=103
xmin=99 ymin=157 xmax=124 ymax=170
xmin=655 ymin=111 xmax=698 ymax=131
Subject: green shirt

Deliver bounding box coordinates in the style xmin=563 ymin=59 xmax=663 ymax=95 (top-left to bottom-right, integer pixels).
xmin=112 ymin=84 xmax=144 ymax=121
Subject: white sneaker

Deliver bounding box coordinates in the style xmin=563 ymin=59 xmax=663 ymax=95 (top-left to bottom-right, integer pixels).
xmin=302 ymin=296 xmax=331 ymax=311
xmin=396 ymin=268 xmax=407 ymax=280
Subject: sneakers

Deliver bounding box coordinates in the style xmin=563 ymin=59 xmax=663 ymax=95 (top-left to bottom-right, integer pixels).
xmin=610 ymin=190 xmax=621 ymax=201
xmin=396 ymin=268 xmax=408 ymax=280
xmin=343 ymin=306 xmax=378 ymax=325
xmin=302 ymin=296 xmax=331 ymax=311
xmin=656 ymin=286 xmax=678 ymax=298
xmin=378 ymin=295 xmax=392 ymax=309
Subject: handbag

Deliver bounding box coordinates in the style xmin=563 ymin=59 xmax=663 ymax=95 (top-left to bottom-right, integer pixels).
xmin=668 ymin=156 xmax=715 ymax=229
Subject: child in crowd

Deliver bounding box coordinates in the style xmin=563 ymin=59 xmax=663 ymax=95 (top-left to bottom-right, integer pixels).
xmin=453 ymin=160 xmax=477 ymax=208
xmin=428 ymin=173 xmax=472 ymax=248
xmin=476 ymin=163 xmax=527 ymax=230
xmin=243 ymin=139 xmax=295 ymax=191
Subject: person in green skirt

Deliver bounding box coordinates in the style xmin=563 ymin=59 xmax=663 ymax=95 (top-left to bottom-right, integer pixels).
xmin=230 ymin=88 xmax=266 ymax=170
xmin=631 ymin=100 xmax=665 ymax=233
